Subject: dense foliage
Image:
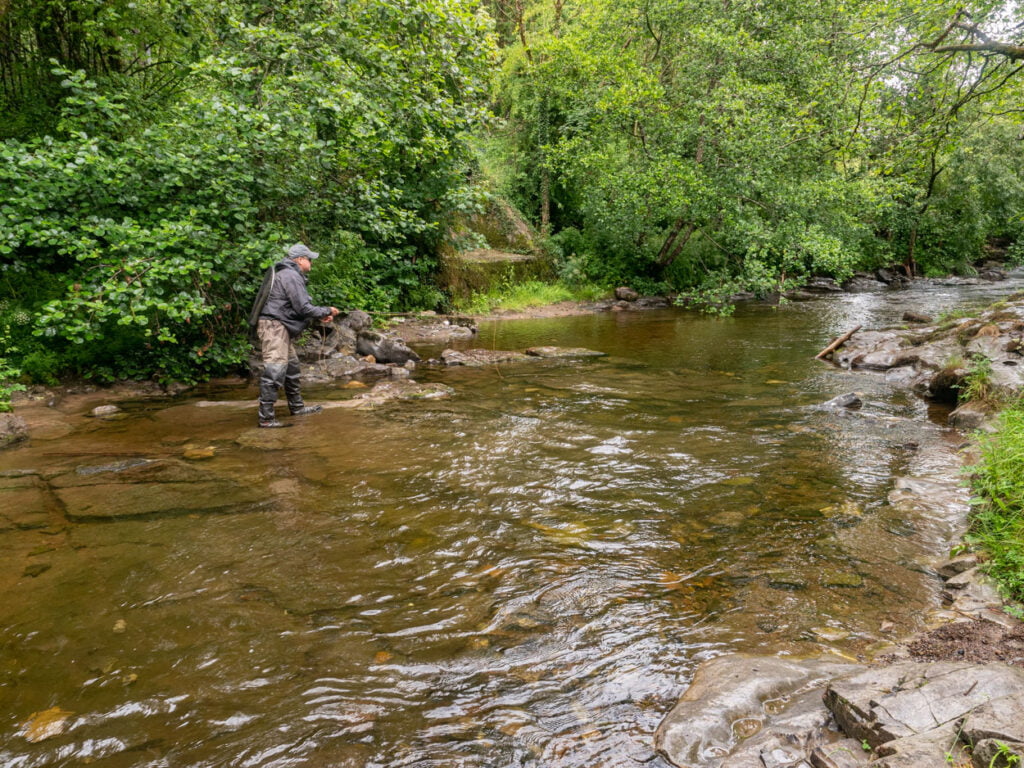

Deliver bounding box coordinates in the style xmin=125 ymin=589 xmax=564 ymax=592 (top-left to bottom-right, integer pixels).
xmin=1 ymin=0 xmax=494 ymax=383
xmin=481 ymin=0 xmax=1024 ymax=301
xmin=1 ymin=0 xmax=1024 ymax=387
xmin=969 ymin=402 xmax=1024 ymax=607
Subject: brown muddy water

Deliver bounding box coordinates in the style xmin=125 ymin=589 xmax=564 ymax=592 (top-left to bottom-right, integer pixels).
xmin=1 ymin=278 xmax=1020 ymax=767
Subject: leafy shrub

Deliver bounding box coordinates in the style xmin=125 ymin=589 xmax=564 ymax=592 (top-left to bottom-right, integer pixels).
xmin=968 ymin=403 xmax=1024 ymax=606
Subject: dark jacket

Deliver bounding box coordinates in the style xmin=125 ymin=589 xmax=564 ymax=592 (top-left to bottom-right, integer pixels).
xmin=258 ymin=259 xmax=331 ymax=338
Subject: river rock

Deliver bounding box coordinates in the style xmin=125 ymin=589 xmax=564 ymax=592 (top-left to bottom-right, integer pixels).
xmin=961 ymin=692 xmax=1024 ymax=745
xmin=948 ymin=401 xmax=992 ymax=430
xmin=820 ymin=392 xmax=862 ymax=409
xmin=615 ymin=286 xmax=640 ymax=301
xmin=524 ymin=346 xmax=606 ymax=359
xmin=350 ymin=380 xmax=454 ymax=406
xmin=298 ymin=355 xmax=413 ymax=384
xmin=0 ymin=475 xmax=55 ymax=529
xmin=341 ymin=309 xmax=372 ymax=332
xmin=356 ymin=331 xmax=420 ymax=365
xmin=804 ymin=276 xmax=844 ymax=293
xmin=842 ymin=276 xmax=887 ymax=293
xmin=875 ymin=268 xmax=909 ymax=285
xmin=901 ymin=311 xmax=934 ymax=324
xmin=55 ymin=480 xmax=263 ymax=520
xmin=823 ymin=662 xmax=1024 ymax=751
xmin=935 ymin=552 xmax=981 ymax=579
xmin=440 ymin=348 xmax=532 ymax=366
xmin=655 ymin=654 xmax=860 ymax=768
xmin=0 ymin=413 xmax=28 ymax=449
xmin=637 ymin=295 xmax=672 ymax=308
xmin=300 ymin=324 xmax=357 ymax=361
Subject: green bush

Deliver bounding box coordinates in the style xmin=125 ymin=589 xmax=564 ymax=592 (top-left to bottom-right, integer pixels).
xmin=968 ymin=403 xmax=1024 ymax=606
xmin=0 ymin=0 xmax=495 ymax=384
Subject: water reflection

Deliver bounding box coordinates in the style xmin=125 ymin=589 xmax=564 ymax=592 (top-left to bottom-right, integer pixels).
xmin=1 ymin=277 xmax=1018 ymax=767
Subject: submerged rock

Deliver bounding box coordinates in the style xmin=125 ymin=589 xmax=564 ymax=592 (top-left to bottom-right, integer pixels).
xmin=0 ymin=413 xmax=28 ymax=449
xmin=524 ymin=346 xmax=606 ymax=359
xmin=90 ymin=404 xmax=122 ymax=417
xmin=820 ymin=392 xmax=862 ymax=410
xmin=440 ymin=348 xmax=532 ymax=366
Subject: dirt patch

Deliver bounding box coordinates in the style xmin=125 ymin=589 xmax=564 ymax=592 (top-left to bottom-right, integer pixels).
xmin=902 ymin=618 xmax=1024 ymax=665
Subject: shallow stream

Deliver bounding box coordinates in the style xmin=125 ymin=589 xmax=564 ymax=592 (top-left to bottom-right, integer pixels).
xmin=1 ymin=277 xmax=1020 ymax=767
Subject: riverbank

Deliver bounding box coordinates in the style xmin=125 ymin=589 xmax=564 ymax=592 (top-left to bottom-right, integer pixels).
xmin=656 ymin=292 xmax=1024 ymax=768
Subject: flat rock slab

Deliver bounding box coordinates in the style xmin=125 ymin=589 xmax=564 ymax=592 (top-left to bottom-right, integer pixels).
xmin=0 ymin=475 xmax=56 ymax=529
xmin=824 ymin=662 xmax=1024 ymax=751
xmin=55 ymin=480 xmax=264 ymax=520
xmin=655 ymin=654 xmax=861 ymax=768
xmin=524 ymin=346 xmax=606 ymax=359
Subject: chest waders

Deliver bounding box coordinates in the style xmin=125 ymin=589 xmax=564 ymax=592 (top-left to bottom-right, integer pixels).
xmin=251 ymin=266 xmax=323 ymax=428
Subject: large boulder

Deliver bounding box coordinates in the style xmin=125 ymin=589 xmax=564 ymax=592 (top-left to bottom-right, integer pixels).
xmin=356 ymin=331 xmax=420 ymax=365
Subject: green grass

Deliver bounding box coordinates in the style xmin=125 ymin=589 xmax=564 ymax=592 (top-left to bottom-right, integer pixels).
xmin=454 ymin=280 xmax=607 ymax=315
xmin=968 ymin=402 xmax=1024 ymax=608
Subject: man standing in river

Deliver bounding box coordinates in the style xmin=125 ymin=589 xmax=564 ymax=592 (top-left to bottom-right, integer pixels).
xmin=251 ymin=243 xmax=339 ymax=428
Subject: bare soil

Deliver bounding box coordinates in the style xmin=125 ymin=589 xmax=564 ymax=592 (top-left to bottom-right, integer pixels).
xmin=903 ymin=618 xmax=1024 ymax=666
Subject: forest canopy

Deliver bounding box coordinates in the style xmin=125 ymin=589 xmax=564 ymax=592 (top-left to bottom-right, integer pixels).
xmin=1 ymin=0 xmax=1023 ymax=386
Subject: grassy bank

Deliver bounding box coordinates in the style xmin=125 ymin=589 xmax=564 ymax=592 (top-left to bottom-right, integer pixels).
xmin=968 ymin=401 xmax=1024 ymax=612
xmin=453 ymin=280 xmax=607 ymax=315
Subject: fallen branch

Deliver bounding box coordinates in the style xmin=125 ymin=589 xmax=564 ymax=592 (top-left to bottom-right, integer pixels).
xmin=816 ymin=325 xmax=862 ymax=360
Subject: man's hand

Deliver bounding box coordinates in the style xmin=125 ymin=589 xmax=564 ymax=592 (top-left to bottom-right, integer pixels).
xmin=321 ymin=307 xmax=340 ymax=324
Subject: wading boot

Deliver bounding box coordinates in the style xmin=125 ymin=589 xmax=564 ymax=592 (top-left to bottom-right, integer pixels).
xmin=287 ymin=400 xmax=323 ymax=417
xmin=284 ymin=361 xmax=322 ymax=416
xmin=258 ymin=400 xmax=288 ymax=428
xmin=258 ymin=363 xmax=290 ymax=428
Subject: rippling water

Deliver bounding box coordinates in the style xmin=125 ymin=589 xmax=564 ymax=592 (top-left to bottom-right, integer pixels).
xmin=0 ymin=277 xmax=1019 ymax=767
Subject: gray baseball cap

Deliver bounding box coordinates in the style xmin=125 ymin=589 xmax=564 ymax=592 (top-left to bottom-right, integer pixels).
xmin=287 ymin=243 xmax=319 ymax=260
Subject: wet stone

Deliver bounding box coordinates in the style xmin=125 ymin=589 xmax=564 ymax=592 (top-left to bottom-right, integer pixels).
xmin=524 ymin=346 xmax=607 ymax=359
xmin=183 ymin=445 xmax=216 ymax=460
xmin=821 ymin=393 xmax=862 ymax=410
xmin=936 ymin=553 xmax=981 ymax=580
xmin=809 ymin=739 xmax=871 ymax=768
xmin=0 ymin=413 xmax=28 ymax=448
xmin=440 ymin=348 xmax=532 ymax=366
xmin=50 ymin=458 xmax=202 ymax=487
xmin=810 ymin=626 xmax=851 ymax=643
xmin=54 ymin=480 xmax=264 ymax=520
xmin=22 ymin=562 xmax=51 ymax=578
xmin=820 ymin=570 xmax=864 ymax=589
xmin=767 ymin=571 xmax=809 ymax=590
xmin=0 ymin=476 xmax=57 ymax=529
xmin=655 ymin=654 xmax=860 ymax=768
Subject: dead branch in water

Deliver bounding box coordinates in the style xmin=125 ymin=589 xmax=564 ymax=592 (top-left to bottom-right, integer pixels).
xmin=816 ymin=325 xmax=862 ymax=360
